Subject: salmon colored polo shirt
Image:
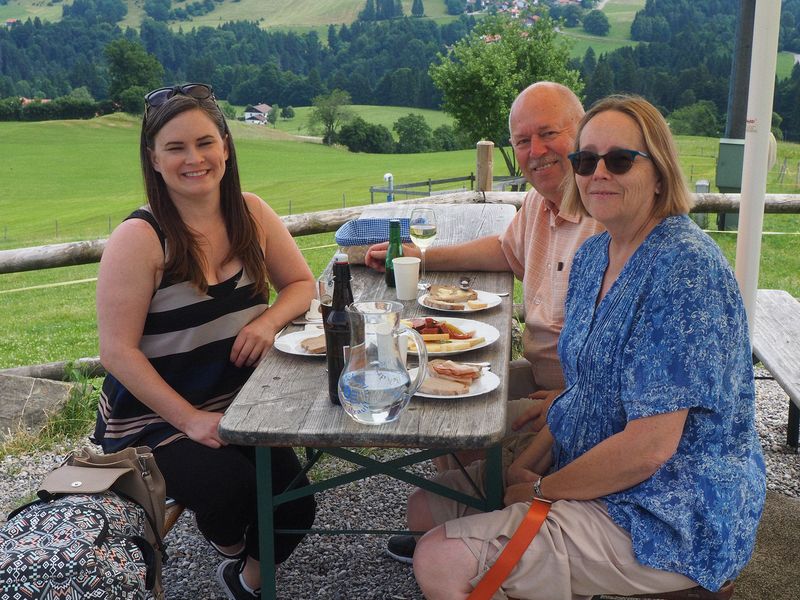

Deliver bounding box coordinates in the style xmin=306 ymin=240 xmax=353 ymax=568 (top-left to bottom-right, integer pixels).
xmin=500 ymin=189 xmax=604 ymax=391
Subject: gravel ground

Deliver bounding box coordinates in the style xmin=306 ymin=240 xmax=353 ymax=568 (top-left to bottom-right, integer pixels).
xmin=1 ymin=368 xmax=798 ymax=599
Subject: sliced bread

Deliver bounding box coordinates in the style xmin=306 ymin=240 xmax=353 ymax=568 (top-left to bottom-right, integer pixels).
xmin=419 ymin=375 xmax=471 ymax=396
xmin=428 ymin=285 xmax=478 ymax=303
xmin=300 ymin=333 xmax=326 ymax=354
xmin=422 ymin=296 xmax=466 ymax=311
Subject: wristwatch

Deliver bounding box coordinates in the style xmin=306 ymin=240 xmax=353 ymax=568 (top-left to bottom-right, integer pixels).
xmin=532 ymin=476 xmax=545 ymax=500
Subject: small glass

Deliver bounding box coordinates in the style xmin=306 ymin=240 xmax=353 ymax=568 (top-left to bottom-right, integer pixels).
xmin=409 ymin=207 xmax=437 ymax=291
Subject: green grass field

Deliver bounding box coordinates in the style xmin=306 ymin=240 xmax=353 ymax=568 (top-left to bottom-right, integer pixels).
xmin=0 ymin=109 xmax=465 ymax=248
xmin=2 ymin=0 xmax=450 ymax=31
xmin=777 ymin=52 xmax=798 ymax=81
xmin=270 ymin=105 xmax=455 ymax=138
xmin=559 ymin=0 xmax=644 ymax=59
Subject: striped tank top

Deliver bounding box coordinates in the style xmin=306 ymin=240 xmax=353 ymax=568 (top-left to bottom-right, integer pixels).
xmin=93 ymin=209 xmax=268 ymax=452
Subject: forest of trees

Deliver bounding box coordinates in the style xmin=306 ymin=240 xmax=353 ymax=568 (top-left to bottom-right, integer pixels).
xmin=0 ymin=1 xmax=475 ymax=109
xmin=575 ymin=0 xmax=800 ymax=140
xmin=2 ymin=0 xmax=800 ymax=140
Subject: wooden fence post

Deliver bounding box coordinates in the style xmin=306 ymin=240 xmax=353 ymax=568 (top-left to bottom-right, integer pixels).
xmin=476 ymin=140 xmax=494 ymax=192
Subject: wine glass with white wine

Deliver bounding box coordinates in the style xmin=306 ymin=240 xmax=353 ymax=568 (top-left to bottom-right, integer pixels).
xmin=409 ymin=207 xmax=437 ymax=291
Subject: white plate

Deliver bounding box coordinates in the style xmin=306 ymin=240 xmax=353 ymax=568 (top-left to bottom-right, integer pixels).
xmin=409 ymin=367 xmax=500 ymax=399
xmin=418 ymin=290 xmax=502 ymax=313
xmin=407 ymin=317 xmax=500 ymax=357
xmin=273 ymin=330 xmax=326 ymax=358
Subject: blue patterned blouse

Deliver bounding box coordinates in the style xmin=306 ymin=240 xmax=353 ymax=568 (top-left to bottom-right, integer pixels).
xmin=550 ymin=215 xmax=766 ymax=591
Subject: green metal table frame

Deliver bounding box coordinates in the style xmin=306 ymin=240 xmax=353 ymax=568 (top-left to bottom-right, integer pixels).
xmin=255 ymin=444 xmax=504 ymax=599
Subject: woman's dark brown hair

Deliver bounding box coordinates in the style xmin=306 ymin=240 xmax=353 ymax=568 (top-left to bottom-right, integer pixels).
xmin=140 ymin=94 xmax=268 ymax=297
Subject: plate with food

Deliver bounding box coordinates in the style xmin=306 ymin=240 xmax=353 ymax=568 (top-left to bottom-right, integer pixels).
xmin=273 ymin=330 xmax=326 ymax=357
xmin=409 ymin=360 xmax=500 ymax=399
xmin=402 ymin=316 xmax=499 ymax=356
xmin=418 ymin=285 xmax=502 ymax=312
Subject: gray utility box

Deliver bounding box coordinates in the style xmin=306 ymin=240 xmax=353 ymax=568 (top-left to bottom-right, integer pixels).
xmin=691 ymin=180 xmax=710 ymax=229
xmin=715 ymin=138 xmax=743 ymax=231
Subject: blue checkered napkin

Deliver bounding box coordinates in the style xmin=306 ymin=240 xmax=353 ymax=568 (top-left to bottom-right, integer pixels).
xmin=334 ymin=218 xmax=411 ymax=246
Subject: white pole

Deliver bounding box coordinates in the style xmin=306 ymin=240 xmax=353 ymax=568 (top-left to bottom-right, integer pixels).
xmin=735 ymin=0 xmax=781 ymax=338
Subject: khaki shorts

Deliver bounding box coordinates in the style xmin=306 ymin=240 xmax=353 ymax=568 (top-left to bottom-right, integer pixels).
xmin=442 ymin=499 xmax=696 ymax=600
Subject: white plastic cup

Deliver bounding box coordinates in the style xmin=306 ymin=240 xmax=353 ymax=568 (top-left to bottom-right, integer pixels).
xmin=392 ymin=256 xmax=421 ymax=301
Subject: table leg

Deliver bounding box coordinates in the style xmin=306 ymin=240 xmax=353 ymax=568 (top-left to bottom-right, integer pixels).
xmin=484 ymin=444 xmax=503 ymax=511
xmin=788 ymin=400 xmax=799 ymax=448
xmin=256 ymin=447 xmax=277 ymax=600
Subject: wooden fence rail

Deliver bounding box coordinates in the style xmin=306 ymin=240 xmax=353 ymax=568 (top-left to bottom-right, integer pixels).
xmin=3 ymin=192 xmax=800 ymax=275
xmin=2 ymin=190 xmax=800 ymax=381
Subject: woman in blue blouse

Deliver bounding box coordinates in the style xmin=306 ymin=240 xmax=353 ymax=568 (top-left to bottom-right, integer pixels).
xmin=411 ymin=95 xmax=766 ymax=600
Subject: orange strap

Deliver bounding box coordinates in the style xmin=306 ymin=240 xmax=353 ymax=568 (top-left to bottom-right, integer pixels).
xmin=467 ymin=498 xmax=552 ymax=600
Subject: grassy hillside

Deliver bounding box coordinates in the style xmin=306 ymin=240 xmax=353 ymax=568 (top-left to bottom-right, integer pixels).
xmin=559 ymin=0 xmax=644 ymax=59
xmin=1 ymin=0 xmax=450 ymax=30
xmin=777 ymin=52 xmax=798 ymax=81
xmin=270 ymin=105 xmax=454 ymax=138
xmin=0 ymin=109 xmax=463 ymax=249
xmin=3 ymin=113 xmax=800 ymax=250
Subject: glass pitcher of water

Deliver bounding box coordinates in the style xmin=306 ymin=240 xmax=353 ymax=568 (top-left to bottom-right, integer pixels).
xmin=338 ymin=301 xmax=428 ymax=425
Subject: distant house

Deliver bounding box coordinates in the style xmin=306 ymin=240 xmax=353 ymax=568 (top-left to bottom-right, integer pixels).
xmin=5 ymin=19 xmax=20 ymax=28
xmin=244 ymin=103 xmax=271 ymax=125
xmin=20 ymin=97 xmax=51 ymax=106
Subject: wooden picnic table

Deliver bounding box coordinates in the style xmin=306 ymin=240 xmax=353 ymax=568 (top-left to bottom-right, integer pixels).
xmin=219 ymin=201 xmax=517 ymax=599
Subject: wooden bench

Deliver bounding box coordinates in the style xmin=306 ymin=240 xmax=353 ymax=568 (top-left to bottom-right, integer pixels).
xmin=595 ymin=580 xmax=734 ymax=600
xmin=163 ymin=498 xmax=184 ymax=537
xmin=752 ymin=289 xmax=800 ymax=448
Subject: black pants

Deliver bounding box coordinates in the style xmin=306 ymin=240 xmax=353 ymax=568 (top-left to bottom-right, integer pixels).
xmin=154 ymin=439 xmax=316 ymax=563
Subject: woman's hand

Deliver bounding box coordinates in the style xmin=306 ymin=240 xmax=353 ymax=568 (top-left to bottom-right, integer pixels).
xmin=506 ymin=462 xmax=540 ymax=488
xmin=511 ymin=389 xmax=562 ymax=432
xmin=504 ymin=475 xmax=540 ymax=507
xmin=230 ymin=319 xmax=277 ymax=368
xmin=182 ymin=409 xmax=226 ymax=448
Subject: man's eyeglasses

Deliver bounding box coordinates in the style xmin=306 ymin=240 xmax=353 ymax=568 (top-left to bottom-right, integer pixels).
xmin=144 ymin=83 xmax=214 ymax=110
xmin=568 ymin=149 xmax=651 ymax=176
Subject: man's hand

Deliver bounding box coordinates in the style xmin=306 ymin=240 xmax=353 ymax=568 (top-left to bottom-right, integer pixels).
xmin=511 ymin=389 xmax=562 ymax=432
xmin=364 ymin=242 xmax=389 ymax=271
xmin=365 ymin=242 xmax=421 ymax=272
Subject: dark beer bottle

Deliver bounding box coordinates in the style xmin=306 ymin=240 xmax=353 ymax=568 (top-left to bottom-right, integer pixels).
xmin=325 ymin=253 xmax=354 ymax=405
xmin=384 ymin=219 xmax=403 ymax=288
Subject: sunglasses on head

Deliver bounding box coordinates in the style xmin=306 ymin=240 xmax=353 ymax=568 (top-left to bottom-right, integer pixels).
xmin=144 ymin=83 xmax=214 ymax=110
xmin=568 ymin=149 xmax=651 ymax=176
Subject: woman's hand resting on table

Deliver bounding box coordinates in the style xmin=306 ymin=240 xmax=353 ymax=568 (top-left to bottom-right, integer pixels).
xmin=511 ymin=389 xmax=562 ymax=432
xmin=183 ymin=409 xmax=227 ymax=448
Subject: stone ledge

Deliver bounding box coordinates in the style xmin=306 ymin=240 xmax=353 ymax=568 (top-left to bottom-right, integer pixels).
xmin=0 ymin=374 xmax=74 ymax=440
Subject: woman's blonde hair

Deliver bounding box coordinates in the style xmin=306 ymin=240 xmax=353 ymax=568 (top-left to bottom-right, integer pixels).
xmin=561 ymin=95 xmax=693 ymax=218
